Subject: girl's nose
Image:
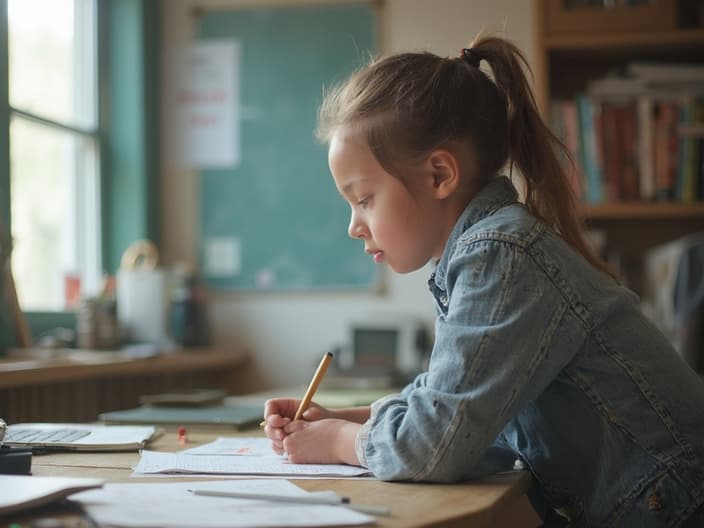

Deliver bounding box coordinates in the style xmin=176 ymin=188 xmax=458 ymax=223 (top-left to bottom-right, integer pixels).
xmin=348 ymin=213 xmax=367 ymax=239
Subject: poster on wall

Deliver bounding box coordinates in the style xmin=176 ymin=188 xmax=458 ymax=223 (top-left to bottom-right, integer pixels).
xmin=171 ymin=39 xmax=240 ymax=169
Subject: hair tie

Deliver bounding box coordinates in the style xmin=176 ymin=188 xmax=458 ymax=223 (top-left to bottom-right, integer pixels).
xmin=460 ymin=48 xmax=481 ymax=68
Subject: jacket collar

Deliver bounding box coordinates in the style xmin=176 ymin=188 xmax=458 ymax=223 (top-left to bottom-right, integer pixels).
xmin=430 ymin=175 xmax=519 ymax=291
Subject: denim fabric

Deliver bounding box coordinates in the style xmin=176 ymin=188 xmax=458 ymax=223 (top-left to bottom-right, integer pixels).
xmin=358 ymin=176 xmax=704 ymax=527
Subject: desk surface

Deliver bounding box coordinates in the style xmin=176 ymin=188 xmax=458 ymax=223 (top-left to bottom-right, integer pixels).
xmin=9 ymin=425 xmax=531 ymax=528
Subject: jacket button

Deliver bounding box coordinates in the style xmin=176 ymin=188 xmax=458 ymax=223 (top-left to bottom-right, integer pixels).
xmin=646 ymin=492 xmax=663 ymax=511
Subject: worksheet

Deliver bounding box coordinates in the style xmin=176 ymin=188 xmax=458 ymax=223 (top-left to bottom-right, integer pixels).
xmin=72 ymin=479 xmax=374 ymax=527
xmin=179 ymin=437 xmax=273 ymax=456
xmin=134 ymin=449 xmax=371 ymax=478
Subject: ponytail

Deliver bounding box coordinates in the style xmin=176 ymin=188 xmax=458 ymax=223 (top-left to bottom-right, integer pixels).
xmin=470 ymin=37 xmax=614 ymax=278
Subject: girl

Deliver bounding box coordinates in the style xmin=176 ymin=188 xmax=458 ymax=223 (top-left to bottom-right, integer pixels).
xmin=262 ymin=36 xmax=704 ymax=527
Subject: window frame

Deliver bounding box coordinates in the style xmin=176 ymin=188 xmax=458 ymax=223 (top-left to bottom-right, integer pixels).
xmin=0 ymin=0 xmax=160 ymax=349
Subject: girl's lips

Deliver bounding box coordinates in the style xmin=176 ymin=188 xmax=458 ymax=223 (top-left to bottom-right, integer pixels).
xmin=365 ymin=248 xmax=384 ymax=263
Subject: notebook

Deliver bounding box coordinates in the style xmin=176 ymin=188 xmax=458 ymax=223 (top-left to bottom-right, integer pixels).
xmin=0 ymin=475 xmax=104 ymax=515
xmin=99 ymin=404 xmax=263 ymax=430
xmin=3 ymin=423 xmax=159 ymax=452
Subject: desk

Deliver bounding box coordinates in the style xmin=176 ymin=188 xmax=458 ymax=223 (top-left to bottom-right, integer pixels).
xmin=2 ymin=425 xmax=534 ymax=528
xmin=0 ymin=347 xmax=251 ymax=423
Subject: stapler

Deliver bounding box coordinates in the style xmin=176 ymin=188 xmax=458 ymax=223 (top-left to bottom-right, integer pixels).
xmin=0 ymin=418 xmax=32 ymax=474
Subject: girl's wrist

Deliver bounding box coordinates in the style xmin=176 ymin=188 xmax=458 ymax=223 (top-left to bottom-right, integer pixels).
xmin=334 ymin=406 xmax=372 ymax=424
xmin=334 ymin=421 xmax=362 ymax=465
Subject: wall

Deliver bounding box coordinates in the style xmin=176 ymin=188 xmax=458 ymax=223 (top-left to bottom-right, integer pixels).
xmin=159 ymin=0 xmax=537 ymax=389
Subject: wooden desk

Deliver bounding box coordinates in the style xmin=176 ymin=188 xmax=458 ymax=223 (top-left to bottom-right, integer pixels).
xmin=0 ymin=347 xmax=250 ymax=423
xmin=3 ymin=425 xmax=534 ymax=528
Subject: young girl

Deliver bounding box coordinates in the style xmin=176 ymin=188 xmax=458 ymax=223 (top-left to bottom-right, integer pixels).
xmin=262 ymin=36 xmax=704 ymax=527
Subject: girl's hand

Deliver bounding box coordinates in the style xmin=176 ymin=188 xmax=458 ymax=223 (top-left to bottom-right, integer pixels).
xmin=282 ymin=418 xmax=361 ymax=465
xmin=262 ymin=398 xmax=333 ymax=455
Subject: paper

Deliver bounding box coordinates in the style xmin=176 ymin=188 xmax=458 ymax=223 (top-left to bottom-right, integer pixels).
xmin=134 ymin=448 xmax=371 ymax=478
xmin=171 ymin=40 xmax=241 ymax=169
xmin=0 ymin=475 xmax=103 ymax=515
xmin=180 ymin=437 xmax=273 ymax=456
xmin=72 ymin=479 xmax=373 ymax=527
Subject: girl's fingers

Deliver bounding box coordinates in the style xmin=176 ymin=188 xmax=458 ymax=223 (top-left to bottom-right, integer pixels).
xmin=271 ymin=439 xmax=285 ymax=454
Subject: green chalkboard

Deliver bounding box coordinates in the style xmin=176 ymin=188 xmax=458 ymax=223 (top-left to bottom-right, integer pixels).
xmin=198 ymin=4 xmax=378 ymax=290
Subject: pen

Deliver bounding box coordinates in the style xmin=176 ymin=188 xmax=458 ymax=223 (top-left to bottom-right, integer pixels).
xmin=188 ymin=488 xmax=391 ymax=516
xmin=259 ymin=351 xmax=334 ymax=428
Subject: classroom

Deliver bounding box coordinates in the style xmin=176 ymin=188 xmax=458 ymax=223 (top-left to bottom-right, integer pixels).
xmin=1 ymin=0 xmax=704 ymax=527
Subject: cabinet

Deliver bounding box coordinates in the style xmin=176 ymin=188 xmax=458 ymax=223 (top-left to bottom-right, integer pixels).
xmin=535 ymin=0 xmax=704 ymax=293
xmin=0 ymin=347 xmax=253 ymax=423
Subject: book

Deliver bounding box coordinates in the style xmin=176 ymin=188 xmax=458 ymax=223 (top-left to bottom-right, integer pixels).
xmin=653 ymin=100 xmax=681 ymax=201
xmin=139 ymin=388 xmax=227 ymax=407
xmin=600 ymin=101 xmax=624 ymax=201
xmin=577 ymin=95 xmax=604 ymax=203
xmin=588 ymin=76 xmax=649 ymax=98
xmin=0 ymin=475 xmax=103 ymax=515
xmin=627 ymin=62 xmax=704 ymax=84
xmin=618 ymin=101 xmax=640 ymax=201
xmin=552 ymin=99 xmax=583 ymax=200
xmin=99 ymin=403 xmax=263 ymax=430
xmin=677 ymin=97 xmax=698 ymax=202
xmin=637 ymin=94 xmax=656 ymax=200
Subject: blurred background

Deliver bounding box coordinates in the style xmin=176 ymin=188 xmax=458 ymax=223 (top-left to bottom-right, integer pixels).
xmin=1 ymin=0 xmax=703 ymax=391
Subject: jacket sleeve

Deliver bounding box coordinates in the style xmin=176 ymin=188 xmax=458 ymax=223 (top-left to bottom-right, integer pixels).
xmin=360 ymin=236 xmax=584 ymax=482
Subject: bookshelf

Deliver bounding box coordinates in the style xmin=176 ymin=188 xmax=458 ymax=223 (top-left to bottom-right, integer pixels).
xmin=535 ymin=0 xmax=704 ymax=293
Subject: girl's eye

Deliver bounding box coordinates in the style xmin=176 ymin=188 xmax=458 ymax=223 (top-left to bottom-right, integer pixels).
xmin=358 ymin=196 xmax=371 ymax=208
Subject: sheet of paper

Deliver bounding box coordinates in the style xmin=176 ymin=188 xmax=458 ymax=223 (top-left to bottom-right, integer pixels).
xmin=71 ymin=479 xmax=373 ymax=527
xmin=134 ymin=450 xmax=371 ymax=478
xmin=0 ymin=475 xmax=103 ymax=515
xmin=180 ymin=436 xmax=273 ymax=456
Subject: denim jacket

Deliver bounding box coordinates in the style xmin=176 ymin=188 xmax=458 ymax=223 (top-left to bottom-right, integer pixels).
xmin=355 ymin=176 xmax=704 ymax=527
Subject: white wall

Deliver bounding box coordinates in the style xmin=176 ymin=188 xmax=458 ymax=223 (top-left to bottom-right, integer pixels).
xmin=159 ymin=0 xmax=536 ymax=389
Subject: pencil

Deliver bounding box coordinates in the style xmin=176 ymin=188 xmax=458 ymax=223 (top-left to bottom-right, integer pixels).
xmin=188 ymin=488 xmax=391 ymax=516
xmin=259 ymin=351 xmax=333 ymax=429
xmin=293 ymin=351 xmax=333 ymax=420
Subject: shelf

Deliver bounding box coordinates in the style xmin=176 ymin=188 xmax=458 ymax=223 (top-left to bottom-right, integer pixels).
xmin=545 ymin=28 xmax=704 ymax=52
xmin=537 ymin=0 xmax=704 ymax=295
xmin=581 ymin=202 xmax=704 ymax=220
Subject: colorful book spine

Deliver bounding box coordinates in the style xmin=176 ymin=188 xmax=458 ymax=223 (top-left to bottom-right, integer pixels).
xmin=637 ymin=95 xmax=655 ymax=201
xmin=577 ymin=95 xmax=604 ymax=203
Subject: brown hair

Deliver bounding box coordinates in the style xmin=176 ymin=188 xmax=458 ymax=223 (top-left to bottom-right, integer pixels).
xmin=317 ymin=35 xmax=613 ymax=277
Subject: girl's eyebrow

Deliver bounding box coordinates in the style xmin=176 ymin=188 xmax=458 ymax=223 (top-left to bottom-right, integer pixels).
xmin=341 ymin=177 xmax=368 ymax=194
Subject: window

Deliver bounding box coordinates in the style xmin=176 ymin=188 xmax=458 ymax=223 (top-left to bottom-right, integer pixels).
xmin=7 ymin=0 xmax=101 ymax=311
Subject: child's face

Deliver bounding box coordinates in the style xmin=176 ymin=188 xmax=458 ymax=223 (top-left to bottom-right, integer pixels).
xmin=328 ymin=128 xmax=449 ymax=273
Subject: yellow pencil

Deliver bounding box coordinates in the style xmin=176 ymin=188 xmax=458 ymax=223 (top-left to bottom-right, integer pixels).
xmin=293 ymin=351 xmax=334 ymax=420
xmin=259 ymin=351 xmax=333 ymax=429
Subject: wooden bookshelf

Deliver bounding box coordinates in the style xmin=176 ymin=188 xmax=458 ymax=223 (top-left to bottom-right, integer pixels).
xmin=582 ymin=202 xmax=704 ymax=219
xmin=535 ymin=0 xmax=704 ymax=294
xmin=544 ymin=28 xmax=704 ymax=51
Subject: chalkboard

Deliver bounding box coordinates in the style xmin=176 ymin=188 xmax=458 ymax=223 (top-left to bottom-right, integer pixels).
xmin=197 ymin=4 xmax=378 ymax=290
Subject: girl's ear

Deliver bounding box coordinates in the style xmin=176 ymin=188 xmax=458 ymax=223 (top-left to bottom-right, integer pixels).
xmin=426 ymin=149 xmax=460 ymax=199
